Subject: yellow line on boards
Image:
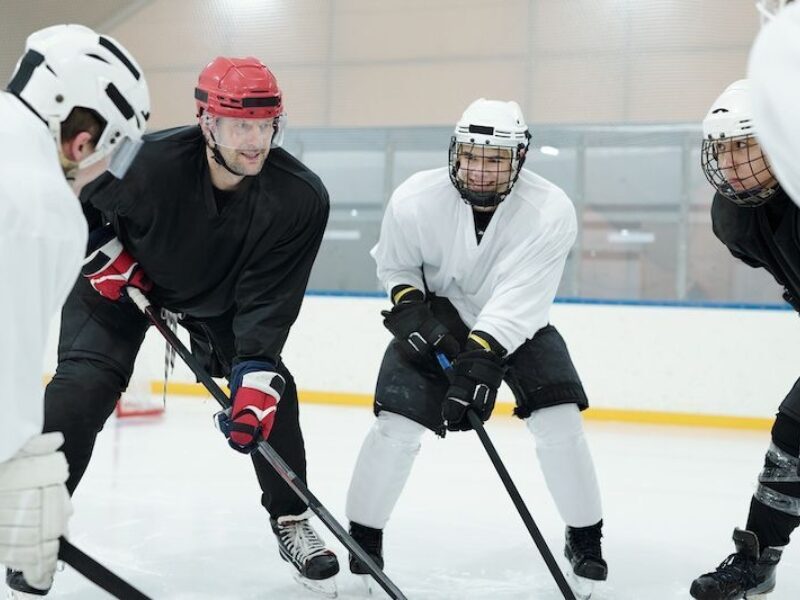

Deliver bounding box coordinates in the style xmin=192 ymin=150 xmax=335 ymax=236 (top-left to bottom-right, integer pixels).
xmin=143 ymin=380 xmax=773 ymax=431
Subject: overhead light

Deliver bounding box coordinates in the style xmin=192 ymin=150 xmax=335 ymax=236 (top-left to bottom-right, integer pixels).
xmin=539 ymin=145 xmax=560 ymax=156
xmin=324 ymin=230 xmax=361 ymax=241
xmin=607 ymin=229 xmax=655 ymax=244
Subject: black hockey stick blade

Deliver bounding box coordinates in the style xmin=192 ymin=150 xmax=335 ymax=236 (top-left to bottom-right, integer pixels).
xmin=437 ymin=352 xmax=577 ymax=600
xmin=127 ymin=288 xmax=408 ymax=600
xmin=58 ymin=537 xmax=151 ymax=599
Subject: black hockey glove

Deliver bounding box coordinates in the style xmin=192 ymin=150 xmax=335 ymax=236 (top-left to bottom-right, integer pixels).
xmin=381 ymin=286 xmax=460 ymax=364
xmin=442 ymin=332 xmax=507 ymax=432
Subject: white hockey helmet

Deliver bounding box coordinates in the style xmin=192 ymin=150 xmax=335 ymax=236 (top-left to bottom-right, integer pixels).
xmin=756 ymin=0 xmax=796 ymax=25
xmin=448 ymin=99 xmax=531 ymax=208
xmin=702 ymin=79 xmax=755 ymax=141
xmin=6 ymin=24 xmax=150 ymax=178
xmin=701 ymin=79 xmax=778 ymax=206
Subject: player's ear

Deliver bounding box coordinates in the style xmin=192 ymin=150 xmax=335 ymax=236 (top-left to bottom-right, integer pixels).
xmin=62 ymin=131 xmax=95 ymax=162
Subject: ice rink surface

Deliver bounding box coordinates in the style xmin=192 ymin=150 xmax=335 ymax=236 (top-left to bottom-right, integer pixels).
xmin=4 ymin=398 xmax=797 ymax=599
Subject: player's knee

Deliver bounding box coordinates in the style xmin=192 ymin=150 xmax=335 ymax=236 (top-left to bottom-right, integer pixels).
xmin=45 ymin=359 xmax=126 ymax=430
xmin=754 ymin=412 xmax=800 ymax=518
xmin=525 ymin=403 xmax=584 ymax=448
xmin=772 ymin=411 xmax=800 ymax=456
xmin=375 ymin=411 xmax=426 ymax=446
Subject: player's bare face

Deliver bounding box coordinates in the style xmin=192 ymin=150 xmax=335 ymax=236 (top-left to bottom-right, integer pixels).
xmin=456 ymin=145 xmax=513 ymax=194
xmin=211 ymin=117 xmax=274 ymax=176
xmin=713 ymin=137 xmax=777 ymax=193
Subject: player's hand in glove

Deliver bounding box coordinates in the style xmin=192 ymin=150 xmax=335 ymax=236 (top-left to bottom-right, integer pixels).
xmin=216 ymin=361 xmax=286 ymax=453
xmin=81 ymin=225 xmax=152 ymax=301
xmin=442 ymin=332 xmax=507 ymax=432
xmin=0 ymin=433 xmax=72 ymax=591
xmin=381 ymin=285 xmax=460 ymax=364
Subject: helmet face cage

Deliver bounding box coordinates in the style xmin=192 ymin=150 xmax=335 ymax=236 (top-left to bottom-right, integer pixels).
xmin=448 ymin=99 xmax=531 ymax=208
xmin=448 ymin=135 xmax=529 ymax=208
xmin=701 ymin=133 xmax=778 ymax=207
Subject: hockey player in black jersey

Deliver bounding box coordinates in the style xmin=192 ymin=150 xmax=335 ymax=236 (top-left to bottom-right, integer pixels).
xmin=6 ymin=56 xmax=339 ymax=597
xmin=689 ymin=79 xmax=800 ymax=600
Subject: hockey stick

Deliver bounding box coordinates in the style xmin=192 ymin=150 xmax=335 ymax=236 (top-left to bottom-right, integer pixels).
xmin=127 ymin=288 xmax=408 ymax=600
xmin=58 ymin=537 xmax=151 ymax=599
xmin=436 ymin=352 xmax=577 ymax=600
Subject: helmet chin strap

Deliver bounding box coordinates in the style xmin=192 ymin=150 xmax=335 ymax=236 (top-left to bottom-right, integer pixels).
xmin=205 ymin=129 xmax=247 ymax=178
xmin=58 ymin=150 xmax=79 ymax=182
xmin=724 ymin=181 xmax=780 ymax=207
xmin=52 ymin=119 xmax=80 ymax=182
xmin=461 ymin=187 xmax=507 ymax=208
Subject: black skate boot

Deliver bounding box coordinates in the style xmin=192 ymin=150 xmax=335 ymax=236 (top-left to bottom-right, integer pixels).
xmin=564 ymin=520 xmax=607 ymax=599
xmin=349 ymin=522 xmax=384 ymax=595
xmin=270 ymin=510 xmax=339 ymax=598
xmin=5 ymin=568 xmax=50 ymax=598
xmin=690 ymin=528 xmax=782 ymax=600
xmin=348 ymin=522 xmax=384 ymax=574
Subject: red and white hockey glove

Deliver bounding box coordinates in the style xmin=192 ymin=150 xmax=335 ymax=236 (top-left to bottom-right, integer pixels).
xmin=221 ymin=361 xmax=286 ymax=453
xmin=81 ymin=225 xmax=152 ymax=301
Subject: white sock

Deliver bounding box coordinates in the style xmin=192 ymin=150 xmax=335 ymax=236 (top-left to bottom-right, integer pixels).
xmin=526 ymin=404 xmax=603 ymax=528
xmin=346 ymin=411 xmax=426 ymax=529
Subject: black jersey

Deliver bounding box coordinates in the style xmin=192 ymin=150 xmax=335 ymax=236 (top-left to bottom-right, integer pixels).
xmin=80 ymin=126 xmax=329 ymax=364
xmin=711 ymin=187 xmax=800 ymax=306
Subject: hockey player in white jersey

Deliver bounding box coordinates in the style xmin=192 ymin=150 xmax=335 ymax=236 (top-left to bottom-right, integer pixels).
xmin=749 ymin=0 xmax=800 ymax=205
xmin=345 ymin=99 xmax=607 ymax=597
xmin=0 ymin=24 xmax=149 ymax=597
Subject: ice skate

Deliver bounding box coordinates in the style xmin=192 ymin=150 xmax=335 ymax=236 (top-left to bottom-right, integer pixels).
xmin=5 ymin=569 xmax=49 ymax=599
xmin=564 ymin=521 xmax=607 ymax=599
xmin=348 ymin=522 xmax=385 ymax=596
xmin=271 ymin=510 xmax=339 ymax=598
xmin=690 ymin=528 xmax=782 ymax=600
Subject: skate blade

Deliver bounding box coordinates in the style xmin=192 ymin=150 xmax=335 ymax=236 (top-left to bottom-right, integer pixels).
xmin=356 ymin=574 xmax=392 ymax=598
xmin=292 ymin=572 xmax=338 ymax=598
xmin=358 ymin=574 xmax=374 ymax=596
xmin=6 ymin=592 xmax=46 ymax=600
xmin=566 ymin=571 xmax=595 ymax=600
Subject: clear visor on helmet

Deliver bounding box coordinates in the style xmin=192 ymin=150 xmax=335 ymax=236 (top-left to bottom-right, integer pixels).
xmin=107 ymin=136 xmax=143 ymax=178
xmin=77 ymin=132 xmax=143 ymax=179
xmin=202 ymin=114 xmax=285 ymax=152
xmin=700 ymin=134 xmax=779 ymax=206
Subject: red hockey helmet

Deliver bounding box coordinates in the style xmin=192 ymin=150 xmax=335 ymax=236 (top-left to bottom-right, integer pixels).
xmin=195 ymin=57 xmax=282 ymax=119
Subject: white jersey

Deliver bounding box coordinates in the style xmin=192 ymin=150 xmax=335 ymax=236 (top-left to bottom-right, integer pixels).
xmin=0 ymin=93 xmax=87 ymax=462
xmin=748 ymin=2 xmax=800 ymax=204
xmin=372 ymin=167 xmax=576 ymax=355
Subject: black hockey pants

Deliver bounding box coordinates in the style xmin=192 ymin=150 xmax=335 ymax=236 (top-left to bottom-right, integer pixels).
xmin=43 ymin=276 xmax=308 ymax=519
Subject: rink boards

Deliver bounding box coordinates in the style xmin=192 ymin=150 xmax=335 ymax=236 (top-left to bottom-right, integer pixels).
xmin=42 ymin=295 xmax=800 ymax=430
